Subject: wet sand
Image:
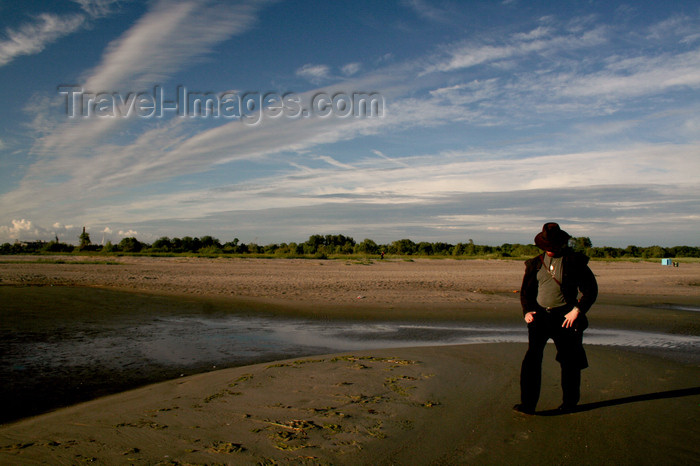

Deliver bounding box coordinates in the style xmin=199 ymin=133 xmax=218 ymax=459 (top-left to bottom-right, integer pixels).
xmin=1 ymin=256 xmax=699 ymax=464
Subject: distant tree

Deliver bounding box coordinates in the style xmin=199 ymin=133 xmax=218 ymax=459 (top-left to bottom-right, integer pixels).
xmin=463 ymin=239 xmax=476 ymax=256
xmin=264 ymin=243 xmax=279 ymax=254
xmin=151 ymin=237 xmax=173 ymax=252
xmin=199 ymin=236 xmax=221 ymax=249
xmin=570 ymin=236 xmax=592 ymax=253
xmin=222 ymin=239 xmax=240 ymax=253
xmin=304 ymin=235 xmax=324 ymax=254
xmin=179 ymin=236 xmax=202 ymax=253
xmin=118 ymin=237 xmax=143 ymax=253
xmin=390 ymin=239 xmax=416 ymax=255
xmin=499 ymin=243 xmax=514 ymax=257
xmin=197 ymin=236 xmax=222 ymax=254
xmin=668 ymin=245 xmax=699 ymax=257
xmin=623 ymin=245 xmax=640 ymax=257
xmin=222 ymin=238 xmax=240 ymax=253
xmin=511 ymin=244 xmax=540 ymax=257
xmin=432 ymin=242 xmax=453 ymax=255
xmin=246 ymin=243 xmax=263 ymax=254
xmin=356 ymin=238 xmax=379 ymax=255
xmin=290 ymin=242 xmax=305 ymax=255
xmin=417 ymin=242 xmax=433 ymax=255
xmin=588 ymin=246 xmax=621 ymax=258
xmin=79 ymin=227 xmax=91 ymax=249
xmin=42 ymin=240 xmax=73 ymax=253
xmin=642 ymin=245 xmax=666 ymax=258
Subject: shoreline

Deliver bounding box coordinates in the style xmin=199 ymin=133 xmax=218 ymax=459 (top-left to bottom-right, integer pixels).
xmin=1 ymin=257 xmax=699 ymax=463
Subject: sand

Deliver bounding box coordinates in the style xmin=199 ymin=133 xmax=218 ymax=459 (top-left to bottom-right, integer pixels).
xmin=1 ymin=256 xmax=699 ymax=464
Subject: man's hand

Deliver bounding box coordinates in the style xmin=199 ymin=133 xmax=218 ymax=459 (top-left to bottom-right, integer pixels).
xmin=562 ymin=307 xmax=580 ymax=328
xmin=524 ymin=311 xmax=536 ymax=324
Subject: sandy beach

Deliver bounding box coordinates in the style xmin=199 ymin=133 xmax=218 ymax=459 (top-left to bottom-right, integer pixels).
xmin=1 ymin=256 xmax=699 ymax=464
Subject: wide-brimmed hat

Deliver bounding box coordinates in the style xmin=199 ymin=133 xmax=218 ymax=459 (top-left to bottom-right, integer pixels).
xmin=534 ymin=222 xmax=571 ymax=251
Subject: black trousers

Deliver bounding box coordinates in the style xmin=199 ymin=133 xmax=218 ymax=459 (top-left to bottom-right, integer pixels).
xmin=520 ymin=307 xmax=588 ymax=409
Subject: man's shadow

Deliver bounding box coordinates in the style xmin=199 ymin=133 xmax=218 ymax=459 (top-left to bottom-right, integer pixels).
xmin=537 ymin=386 xmax=700 ymax=416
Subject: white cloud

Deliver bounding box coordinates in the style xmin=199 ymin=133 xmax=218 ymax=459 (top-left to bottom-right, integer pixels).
xmin=70 ymin=142 xmax=700 ymax=227
xmin=72 ymin=0 xmax=123 ymax=18
xmin=0 ymin=13 xmax=85 ymax=67
xmin=0 ymin=1 xmax=126 ymax=68
xmin=646 ymin=14 xmax=700 ymax=44
xmin=82 ymin=0 xmax=265 ymax=91
xmin=316 ymin=155 xmax=355 ymax=170
xmin=371 ymin=149 xmax=410 ymax=167
xmin=512 ymin=26 xmax=551 ymax=41
xmin=8 ymin=20 xmax=699 ymax=223
xmin=557 ymin=49 xmax=700 ymax=98
xmin=423 ymin=24 xmax=607 ymax=74
xmin=341 ymin=62 xmax=362 ymax=76
xmin=401 ymin=0 xmax=450 ymax=23
xmin=4 ymin=11 xmax=700 ymax=245
xmin=296 ymin=63 xmax=332 ymax=83
xmin=118 ymin=229 xmax=138 ymax=237
xmin=10 ymin=219 xmax=33 ymax=232
xmin=34 ymin=0 xmax=272 ymax=156
xmin=0 ymin=219 xmax=44 ymax=242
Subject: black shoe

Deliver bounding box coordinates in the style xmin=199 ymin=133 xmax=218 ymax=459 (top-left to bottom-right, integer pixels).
xmin=513 ymin=403 xmax=535 ymax=415
xmin=557 ymin=403 xmax=578 ymax=413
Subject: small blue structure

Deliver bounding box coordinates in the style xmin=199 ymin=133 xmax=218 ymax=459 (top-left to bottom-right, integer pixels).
xmin=661 ymin=258 xmax=672 ymax=266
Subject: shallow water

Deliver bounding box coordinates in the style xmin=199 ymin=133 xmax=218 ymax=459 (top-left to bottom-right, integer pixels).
xmin=8 ymin=314 xmax=699 ymax=371
xmin=2 ymin=313 xmax=699 ymax=424
xmin=650 ymin=303 xmax=700 ymax=312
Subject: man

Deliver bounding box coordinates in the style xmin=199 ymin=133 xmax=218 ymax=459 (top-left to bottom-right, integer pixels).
xmin=514 ymin=222 xmax=598 ymax=415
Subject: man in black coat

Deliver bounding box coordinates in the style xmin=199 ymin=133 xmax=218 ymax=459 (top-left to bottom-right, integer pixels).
xmin=514 ymin=223 xmax=598 ymax=415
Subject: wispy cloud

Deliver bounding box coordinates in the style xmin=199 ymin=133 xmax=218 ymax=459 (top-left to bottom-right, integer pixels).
xmin=4 ymin=9 xmax=700 ymax=245
xmin=401 ymin=0 xmax=451 ymax=23
xmin=34 ymin=0 xmax=272 ymax=155
xmin=557 ymin=50 xmax=700 ymax=98
xmin=58 ymin=141 xmax=700 ymax=226
xmin=423 ymin=23 xmax=607 ymax=74
xmin=83 ymin=0 xmax=267 ymax=91
xmin=0 ymin=13 xmax=85 ymax=67
xmin=72 ymin=0 xmax=124 ymax=18
xmin=9 ymin=11 xmax=699 ymax=222
xmin=341 ymin=62 xmax=362 ymax=76
xmin=0 ymin=0 xmax=126 ymax=67
xmin=296 ymin=63 xmax=332 ymax=83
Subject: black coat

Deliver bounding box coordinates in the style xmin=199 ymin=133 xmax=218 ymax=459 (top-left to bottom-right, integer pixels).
xmin=520 ymin=248 xmax=598 ymax=316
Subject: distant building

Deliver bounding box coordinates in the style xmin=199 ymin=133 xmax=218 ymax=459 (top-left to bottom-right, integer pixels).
xmin=661 ymin=258 xmax=672 ymax=266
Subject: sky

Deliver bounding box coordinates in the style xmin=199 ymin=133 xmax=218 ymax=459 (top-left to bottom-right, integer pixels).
xmin=0 ymin=0 xmax=698 ymax=248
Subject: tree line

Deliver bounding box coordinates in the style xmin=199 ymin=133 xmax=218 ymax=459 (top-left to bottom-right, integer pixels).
xmin=2 ymin=233 xmax=699 ymax=258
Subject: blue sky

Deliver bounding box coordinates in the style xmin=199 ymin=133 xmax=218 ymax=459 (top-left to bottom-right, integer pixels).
xmin=0 ymin=0 xmax=698 ymax=247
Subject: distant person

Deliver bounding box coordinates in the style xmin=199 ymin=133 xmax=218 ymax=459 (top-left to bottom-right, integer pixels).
xmin=513 ymin=223 xmax=598 ymax=415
